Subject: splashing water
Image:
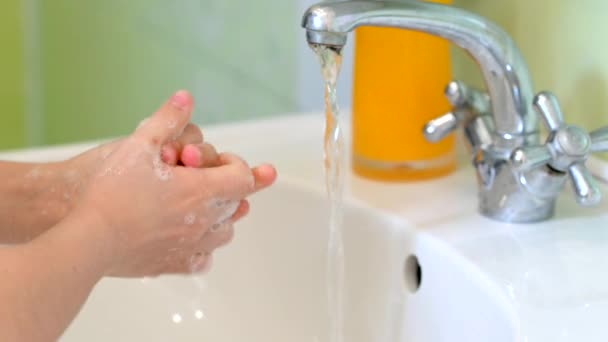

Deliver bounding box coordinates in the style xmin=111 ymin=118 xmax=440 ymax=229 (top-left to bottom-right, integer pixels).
xmin=312 ymin=43 xmax=345 ymax=342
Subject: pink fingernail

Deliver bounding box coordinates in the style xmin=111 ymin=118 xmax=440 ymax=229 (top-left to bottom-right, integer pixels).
xmin=170 ymin=90 xmax=190 ymax=109
xmin=183 ymin=145 xmax=201 ymax=167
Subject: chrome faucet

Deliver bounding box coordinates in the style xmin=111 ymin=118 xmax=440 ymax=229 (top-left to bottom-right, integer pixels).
xmin=302 ymin=0 xmax=608 ymax=223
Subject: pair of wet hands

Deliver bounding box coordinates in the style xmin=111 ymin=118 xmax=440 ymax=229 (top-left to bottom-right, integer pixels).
xmin=65 ymin=91 xmax=277 ymax=278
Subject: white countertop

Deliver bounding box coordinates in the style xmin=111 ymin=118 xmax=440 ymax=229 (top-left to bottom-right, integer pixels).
xmin=3 ymin=113 xmax=608 ymax=341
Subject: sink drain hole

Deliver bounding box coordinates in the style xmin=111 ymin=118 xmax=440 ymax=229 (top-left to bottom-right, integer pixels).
xmin=404 ymin=254 xmax=422 ymax=293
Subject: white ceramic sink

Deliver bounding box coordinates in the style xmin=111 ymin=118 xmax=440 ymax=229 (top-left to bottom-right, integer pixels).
xmin=2 ymin=113 xmax=608 ymax=341
xmin=60 ymin=179 xmax=516 ymax=342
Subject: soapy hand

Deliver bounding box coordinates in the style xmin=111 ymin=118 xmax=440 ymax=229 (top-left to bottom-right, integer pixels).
xmin=0 ymin=121 xmax=224 ymax=245
xmin=0 ymin=91 xmax=277 ymax=342
xmin=64 ymin=119 xmax=220 ymax=202
xmin=17 ymin=117 xmax=222 ymax=246
xmin=64 ymin=91 xmax=276 ymax=277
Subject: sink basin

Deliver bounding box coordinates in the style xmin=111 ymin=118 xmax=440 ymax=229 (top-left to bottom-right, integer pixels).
xmin=60 ymin=178 xmax=517 ymax=342
xmin=3 ymin=113 xmax=608 ymax=341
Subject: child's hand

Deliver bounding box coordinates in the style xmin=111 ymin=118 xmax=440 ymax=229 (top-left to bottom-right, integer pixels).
xmin=63 ymin=91 xmax=276 ymax=277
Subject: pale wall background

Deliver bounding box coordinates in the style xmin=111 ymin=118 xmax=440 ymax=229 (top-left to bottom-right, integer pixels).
xmin=2 ymin=0 xmax=608 ymax=149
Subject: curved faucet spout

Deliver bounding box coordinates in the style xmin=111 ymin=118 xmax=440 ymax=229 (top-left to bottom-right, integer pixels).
xmin=302 ymin=0 xmax=538 ymax=140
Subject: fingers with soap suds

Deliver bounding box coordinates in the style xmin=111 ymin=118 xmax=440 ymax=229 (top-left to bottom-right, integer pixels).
xmin=189 ymin=252 xmax=213 ymax=274
xmin=152 ymin=155 xmax=173 ymax=181
xmin=161 ymin=123 xmax=205 ymax=165
xmin=134 ymin=90 xmax=194 ymax=146
xmin=198 ymin=224 xmax=235 ymax=252
xmin=230 ymin=200 xmax=250 ymax=223
xmin=201 ymin=153 xmax=255 ymax=199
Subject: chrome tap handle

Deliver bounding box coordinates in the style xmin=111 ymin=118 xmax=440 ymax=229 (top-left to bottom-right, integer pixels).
xmin=569 ymin=163 xmax=601 ymax=206
xmin=424 ymin=112 xmax=459 ymax=143
xmin=533 ymin=91 xmax=564 ymax=131
xmin=510 ymin=145 xmax=552 ymax=171
xmin=590 ymin=126 xmax=608 ymax=152
xmin=511 ymin=91 xmax=603 ymax=206
xmin=423 ymin=80 xmax=490 ymax=143
xmin=444 ymin=80 xmax=476 ymax=108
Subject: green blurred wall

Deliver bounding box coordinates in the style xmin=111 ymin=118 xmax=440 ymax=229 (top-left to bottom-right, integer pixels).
xmin=4 ymin=1 xmax=608 ymax=150
xmin=38 ymin=0 xmax=297 ymax=145
xmin=0 ymin=0 xmax=26 ymax=149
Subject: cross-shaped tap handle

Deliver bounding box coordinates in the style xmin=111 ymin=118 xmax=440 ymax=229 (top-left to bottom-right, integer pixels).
xmin=423 ymin=81 xmax=490 ymax=143
xmin=510 ymin=91 xmax=607 ymax=206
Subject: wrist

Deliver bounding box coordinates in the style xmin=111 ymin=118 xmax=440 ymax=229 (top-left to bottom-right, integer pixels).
xmin=0 ymin=161 xmax=74 ymax=243
xmin=46 ymin=208 xmax=119 ymax=280
xmin=44 ymin=160 xmax=80 ymax=219
xmin=24 ymin=161 xmax=73 ymax=215
xmin=31 ymin=160 xmax=86 ymax=226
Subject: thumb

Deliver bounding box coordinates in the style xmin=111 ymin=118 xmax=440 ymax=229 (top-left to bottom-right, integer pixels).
xmin=135 ymin=90 xmax=194 ymax=145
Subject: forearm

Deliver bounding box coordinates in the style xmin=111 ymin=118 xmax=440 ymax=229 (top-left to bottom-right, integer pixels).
xmin=0 ymin=211 xmax=111 ymax=342
xmin=0 ymin=161 xmax=75 ymax=243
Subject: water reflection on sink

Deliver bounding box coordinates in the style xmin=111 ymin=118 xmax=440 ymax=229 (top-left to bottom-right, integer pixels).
xmin=61 ymin=179 xmax=518 ymax=342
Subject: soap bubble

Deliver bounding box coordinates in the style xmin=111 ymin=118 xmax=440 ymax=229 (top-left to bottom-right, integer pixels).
xmin=184 ymin=213 xmax=196 ymax=226
xmin=153 ymin=156 xmax=172 ymax=181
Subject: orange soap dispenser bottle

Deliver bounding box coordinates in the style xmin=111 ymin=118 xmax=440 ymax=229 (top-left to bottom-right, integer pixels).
xmin=351 ymin=0 xmax=456 ymax=182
